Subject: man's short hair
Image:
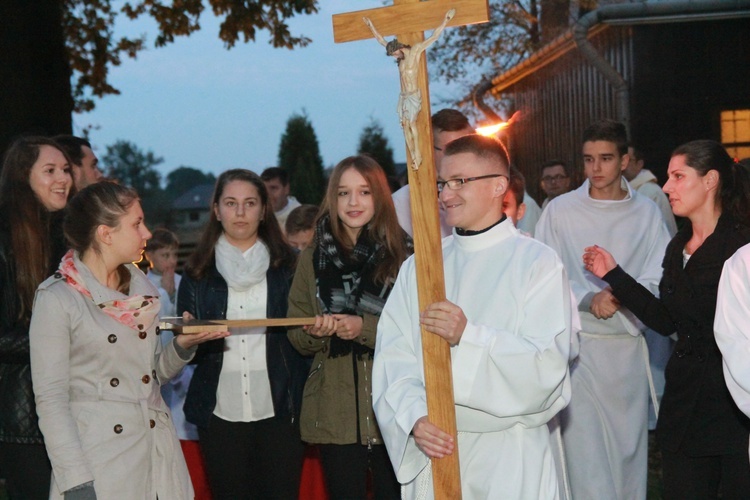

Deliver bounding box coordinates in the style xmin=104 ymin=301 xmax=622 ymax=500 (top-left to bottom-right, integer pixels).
xmin=146 ymin=228 xmax=179 ymax=252
xmin=285 ymin=204 xmax=319 ymax=235
xmin=260 ymin=167 xmax=289 ymax=186
xmin=508 ymin=165 xmax=526 ymax=206
xmin=582 ymin=119 xmax=628 ymax=156
xmin=53 ymin=135 xmax=92 ymax=167
xmin=443 ymin=134 xmax=510 ymax=171
xmin=628 ymin=144 xmax=642 ymax=162
xmin=432 ymin=109 xmax=472 ymax=133
xmin=540 ymin=159 xmax=570 ymax=177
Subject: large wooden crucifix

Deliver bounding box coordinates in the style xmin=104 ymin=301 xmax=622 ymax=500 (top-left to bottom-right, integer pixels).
xmin=333 ymin=2 xmax=489 ymax=498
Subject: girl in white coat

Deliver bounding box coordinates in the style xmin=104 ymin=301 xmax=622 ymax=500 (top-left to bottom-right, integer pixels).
xmin=30 ymin=181 xmax=228 ymax=499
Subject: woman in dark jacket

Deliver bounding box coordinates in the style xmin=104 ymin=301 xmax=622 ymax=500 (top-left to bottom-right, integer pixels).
xmin=0 ymin=136 xmax=73 ymax=498
xmin=584 ymin=140 xmax=750 ymax=499
xmin=178 ymin=169 xmax=308 ymax=499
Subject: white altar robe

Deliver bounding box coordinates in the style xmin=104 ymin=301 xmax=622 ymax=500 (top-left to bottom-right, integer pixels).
xmin=373 ymin=219 xmax=572 ymax=499
xmin=536 ymin=179 xmax=670 ymax=500
xmin=715 ymin=242 xmax=750 ymax=458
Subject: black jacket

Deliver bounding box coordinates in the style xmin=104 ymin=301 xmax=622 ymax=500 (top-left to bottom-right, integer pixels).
xmin=0 ymin=215 xmax=65 ymax=444
xmin=178 ymin=260 xmax=308 ymax=429
xmin=604 ymin=215 xmax=750 ymax=455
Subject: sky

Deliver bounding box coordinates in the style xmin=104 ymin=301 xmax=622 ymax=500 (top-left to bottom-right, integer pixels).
xmin=75 ymin=1 xmax=463 ymax=180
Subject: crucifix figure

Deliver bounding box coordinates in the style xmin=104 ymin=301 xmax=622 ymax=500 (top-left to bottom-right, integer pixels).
xmin=363 ymin=9 xmax=455 ymax=170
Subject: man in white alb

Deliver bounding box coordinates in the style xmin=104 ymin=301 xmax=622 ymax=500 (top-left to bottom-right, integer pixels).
xmin=536 ymin=119 xmax=670 ymax=499
xmin=374 ymin=134 xmax=573 ymax=499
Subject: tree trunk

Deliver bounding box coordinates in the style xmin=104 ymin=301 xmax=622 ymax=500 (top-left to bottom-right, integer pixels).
xmin=0 ymin=0 xmax=73 ymax=159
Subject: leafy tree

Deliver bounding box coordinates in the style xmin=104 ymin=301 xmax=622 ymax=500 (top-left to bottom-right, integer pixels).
xmin=278 ymin=111 xmax=325 ymax=205
xmin=428 ymin=0 xmax=571 ymax=104
xmin=357 ymin=118 xmax=396 ymax=177
xmin=165 ymin=166 xmax=216 ymax=200
xmin=1 ymin=0 xmax=318 ymax=156
xmin=104 ymin=140 xmax=163 ymax=193
xmin=63 ymin=0 xmax=319 ymax=113
xmin=103 ymin=140 xmax=169 ymax=225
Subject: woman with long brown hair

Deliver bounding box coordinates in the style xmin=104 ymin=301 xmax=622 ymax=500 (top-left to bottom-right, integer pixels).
xmin=0 ymin=136 xmax=73 ymax=498
xmin=178 ymin=169 xmax=309 ymax=498
xmin=287 ymin=155 xmax=412 ymax=498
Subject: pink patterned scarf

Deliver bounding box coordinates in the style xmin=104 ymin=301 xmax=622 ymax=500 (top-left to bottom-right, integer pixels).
xmin=58 ymin=250 xmax=159 ymax=331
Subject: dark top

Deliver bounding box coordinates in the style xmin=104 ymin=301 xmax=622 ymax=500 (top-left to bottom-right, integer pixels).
xmin=603 ymin=214 xmax=750 ymax=455
xmin=0 ymin=214 xmax=66 ymax=444
xmin=177 ymin=260 xmax=308 ymax=429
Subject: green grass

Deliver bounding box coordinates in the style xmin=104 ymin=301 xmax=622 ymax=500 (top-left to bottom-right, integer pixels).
xmin=648 ymin=431 xmax=664 ymax=499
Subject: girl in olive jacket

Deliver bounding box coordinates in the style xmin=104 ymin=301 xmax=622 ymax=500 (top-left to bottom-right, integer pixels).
xmin=288 ymin=156 xmax=412 ymax=499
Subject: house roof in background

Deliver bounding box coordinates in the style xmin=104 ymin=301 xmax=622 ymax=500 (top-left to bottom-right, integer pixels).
xmin=173 ymin=183 xmax=214 ymax=210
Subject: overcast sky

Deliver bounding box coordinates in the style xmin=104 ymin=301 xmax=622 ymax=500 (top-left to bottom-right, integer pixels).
xmin=76 ymin=0 xmax=464 ymax=180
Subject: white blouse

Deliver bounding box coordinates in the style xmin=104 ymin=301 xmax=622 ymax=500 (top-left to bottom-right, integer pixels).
xmin=213 ymin=274 xmax=274 ymax=422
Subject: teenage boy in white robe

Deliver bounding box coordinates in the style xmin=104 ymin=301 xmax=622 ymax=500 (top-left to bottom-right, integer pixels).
xmin=373 ymin=134 xmax=573 ymax=499
xmin=536 ymin=119 xmax=670 ymax=500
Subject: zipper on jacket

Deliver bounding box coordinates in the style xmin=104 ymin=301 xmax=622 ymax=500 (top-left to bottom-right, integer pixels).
xmin=363 ymin=356 xmax=373 ymax=449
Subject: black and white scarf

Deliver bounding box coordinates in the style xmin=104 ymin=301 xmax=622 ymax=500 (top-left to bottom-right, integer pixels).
xmin=314 ymin=214 xmax=394 ymax=359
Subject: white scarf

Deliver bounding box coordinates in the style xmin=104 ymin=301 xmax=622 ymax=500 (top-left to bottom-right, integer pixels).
xmin=215 ymin=233 xmax=270 ymax=292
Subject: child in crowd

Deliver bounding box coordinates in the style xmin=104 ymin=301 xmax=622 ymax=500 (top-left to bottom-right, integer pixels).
xmin=145 ymin=229 xmax=212 ymax=499
xmin=503 ymin=165 xmax=528 ymax=228
xmin=285 ymin=204 xmax=319 ymax=252
xmin=145 ymin=228 xmax=181 ymax=317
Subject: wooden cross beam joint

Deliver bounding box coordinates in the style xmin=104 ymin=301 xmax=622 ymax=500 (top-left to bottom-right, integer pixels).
xmin=332 ymin=2 xmax=490 ymax=499
xmin=332 ymin=0 xmax=490 ymax=43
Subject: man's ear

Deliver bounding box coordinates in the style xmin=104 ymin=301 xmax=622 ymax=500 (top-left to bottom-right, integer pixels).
xmin=620 ymin=153 xmax=630 ymax=172
xmin=495 ymin=175 xmax=509 ymax=199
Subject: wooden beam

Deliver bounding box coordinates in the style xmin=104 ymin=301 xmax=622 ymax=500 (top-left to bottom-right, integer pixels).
xmin=396 ymin=26 xmax=461 ymax=498
xmin=333 ymin=0 xmax=489 ymax=43
xmin=159 ymin=317 xmax=318 ymax=334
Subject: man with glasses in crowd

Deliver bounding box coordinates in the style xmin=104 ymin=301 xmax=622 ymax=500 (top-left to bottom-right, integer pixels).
xmin=373 ymin=133 xmax=573 ymax=498
xmin=540 ymin=160 xmax=573 ymax=209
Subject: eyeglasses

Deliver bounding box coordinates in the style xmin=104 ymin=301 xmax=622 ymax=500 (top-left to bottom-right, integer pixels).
xmin=437 ymin=174 xmax=506 ymax=193
xmin=541 ymin=174 xmax=568 ymax=183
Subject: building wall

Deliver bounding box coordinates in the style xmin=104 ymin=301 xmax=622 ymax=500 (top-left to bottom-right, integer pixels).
xmin=499 ymin=26 xmax=634 ymax=202
xmin=631 ymin=18 xmax=750 ymax=181
xmin=494 ymin=17 xmax=750 ymax=204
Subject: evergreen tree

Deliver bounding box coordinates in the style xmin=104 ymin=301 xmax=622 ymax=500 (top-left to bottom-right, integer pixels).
xmin=165 ymin=166 xmax=216 ymax=200
xmin=357 ymin=118 xmax=396 ymax=177
xmin=277 ymin=112 xmax=325 ymax=205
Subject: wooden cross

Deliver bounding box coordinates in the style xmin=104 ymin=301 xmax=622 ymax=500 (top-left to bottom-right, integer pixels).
xmin=333 ymin=2 xmax=489 ymax=498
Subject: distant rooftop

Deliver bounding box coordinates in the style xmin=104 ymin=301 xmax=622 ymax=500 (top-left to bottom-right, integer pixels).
xmin=172 ymin=183 xmax=214 ymax=210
